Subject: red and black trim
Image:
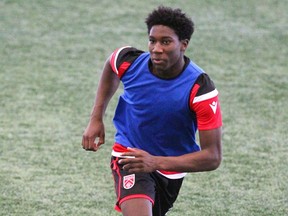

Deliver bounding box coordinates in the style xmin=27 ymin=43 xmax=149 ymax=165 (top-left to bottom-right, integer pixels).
xmin=110 ymin=46 xmax=144 ymax=78
xmin=189 ymin=73 xmax=222 ymax=130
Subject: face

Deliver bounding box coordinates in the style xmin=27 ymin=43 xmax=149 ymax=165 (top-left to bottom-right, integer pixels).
xmin=148 ymin=25 xmax=188 ymax=78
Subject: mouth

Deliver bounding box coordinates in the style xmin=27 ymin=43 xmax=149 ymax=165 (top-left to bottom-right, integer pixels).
xmin=151 ymin=58 xmax=164 ymax=65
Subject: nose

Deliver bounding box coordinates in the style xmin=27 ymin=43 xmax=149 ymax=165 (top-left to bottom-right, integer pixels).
xmin=152 ymin=42 xmax=163 ymax=53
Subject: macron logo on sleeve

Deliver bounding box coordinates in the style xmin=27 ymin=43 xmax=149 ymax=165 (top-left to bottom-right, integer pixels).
xmin=209 ymin=101 xmax=218 ymax=114
xmin=193 ymin=89 xmax=219 ymax=114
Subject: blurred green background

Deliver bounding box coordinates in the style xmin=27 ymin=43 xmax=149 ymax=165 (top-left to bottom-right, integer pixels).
xmin=1 ymin=0 xmax=287 ymax=215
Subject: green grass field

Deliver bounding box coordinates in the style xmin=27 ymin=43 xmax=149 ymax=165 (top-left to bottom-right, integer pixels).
xmin=1 ymin=0 xmax=287 ymax=215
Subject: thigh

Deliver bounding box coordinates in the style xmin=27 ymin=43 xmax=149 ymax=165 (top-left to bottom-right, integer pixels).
xmin=121 ymin=198 xmax=152 ymax=216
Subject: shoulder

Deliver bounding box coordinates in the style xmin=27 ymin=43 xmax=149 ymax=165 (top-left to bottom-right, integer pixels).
xmin=193 ymin=73 xmax=217 ymax=98
xmin=110 ymin=46 xmax=145 ymax=78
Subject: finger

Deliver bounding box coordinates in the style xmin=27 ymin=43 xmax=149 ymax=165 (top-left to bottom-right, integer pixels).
xmin=83 ymin=135 xmax=96 ymax=151
xmin=85 ymin=148 xmax=97 ymax=152
xmin=82 ymin=133 xmax=98 ymax=151
xmin=82 ymin=135 xmax=89 ymax=149
xmin=98 ymin=132 xmax=105 ymax=145
xmin=118 ymin=158 xmax=129 ymax=165
xmin=85 ymin=143 xmax=98 ymax=151
xmin=127 ymin=147 xmax=137 ymax=152
xmin=81 ymin=137 xmax=85 ymax=148
xmin=118 ymin=157 xmax=139 ymax=166
xmin=123 ymin=163 xmax=143 ymax=173
xmin=88 ymin=136 xmax=95 ymax=149
xmin=121 ymin=148 xmax=139 ymax=157
xmin=94 ymin=142 xmax=103 ymax=151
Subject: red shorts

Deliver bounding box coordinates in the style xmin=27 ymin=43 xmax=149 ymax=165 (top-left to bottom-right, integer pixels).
xmin=111 ymin=156 xmax=184 ymax=216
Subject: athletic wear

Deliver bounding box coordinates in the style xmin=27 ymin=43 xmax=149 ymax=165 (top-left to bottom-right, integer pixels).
xmin=110 ymin=46 xmax=222 ymax=158
xmin=109 ymin=46 xmax=222 ymax=213
xmin=111 ymin=156 xmax=183 ymax=216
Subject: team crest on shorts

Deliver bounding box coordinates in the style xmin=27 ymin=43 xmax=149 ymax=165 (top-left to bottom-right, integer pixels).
xmin=123 ymin=174 xmax=135 ymax=189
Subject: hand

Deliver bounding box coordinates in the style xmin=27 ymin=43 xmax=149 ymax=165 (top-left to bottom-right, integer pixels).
xmin=119 ymin=148 xmax=158 ymax=173
xmin=82 ymin=120 xmax=105 ymax=152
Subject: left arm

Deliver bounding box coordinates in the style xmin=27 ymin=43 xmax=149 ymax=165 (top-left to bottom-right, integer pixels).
xmin=119 ymin=127 xmax=222 ymax=173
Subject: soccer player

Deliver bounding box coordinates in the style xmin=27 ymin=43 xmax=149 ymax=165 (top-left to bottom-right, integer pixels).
xmin=82 ymin=6 xmax=222 ymax=216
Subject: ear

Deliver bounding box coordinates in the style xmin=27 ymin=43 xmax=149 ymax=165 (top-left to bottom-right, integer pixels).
xmin=181 ymin=39 xmax=189 ymax=51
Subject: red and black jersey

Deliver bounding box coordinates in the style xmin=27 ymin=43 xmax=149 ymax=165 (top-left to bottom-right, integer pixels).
xmin=110 ymin=46 xmax=222 ymax=131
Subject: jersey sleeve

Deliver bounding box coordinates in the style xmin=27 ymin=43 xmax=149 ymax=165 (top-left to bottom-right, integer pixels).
xmin=189 ymin=73 xmax=222 ymax=130
xmin=109 ymin=46 xmax=144 ymax=78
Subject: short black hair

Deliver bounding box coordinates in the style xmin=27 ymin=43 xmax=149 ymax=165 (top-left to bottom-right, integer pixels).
xmin=145 ymin=6 xmax=194 ymax=41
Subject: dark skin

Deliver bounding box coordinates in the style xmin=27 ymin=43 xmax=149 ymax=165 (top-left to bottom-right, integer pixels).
xmin=82 ymin=58 xmax=120 ymax=152
xmin=82 ymin=25 xmax=222 ymax=216
xmin=148 ymin=25 xmax=188 ymax=78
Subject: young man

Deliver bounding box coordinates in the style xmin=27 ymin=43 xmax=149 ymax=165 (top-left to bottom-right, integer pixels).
xmin=82 ymin=6 xmax=222 ymax=216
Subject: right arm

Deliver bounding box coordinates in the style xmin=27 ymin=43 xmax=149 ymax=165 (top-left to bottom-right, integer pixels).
xmin=82 ymin=57 xmax=120 ymax=151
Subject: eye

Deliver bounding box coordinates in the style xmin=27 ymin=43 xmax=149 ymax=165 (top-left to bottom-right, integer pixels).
xmin=149 ymin=38 xmax=155 ymax=44
xmin=162 ymin=40 xmax=171 ymax=45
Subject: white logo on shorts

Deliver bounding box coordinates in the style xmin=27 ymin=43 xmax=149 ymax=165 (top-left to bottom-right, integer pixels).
xmin=123 ymin=174 xmax=135 ymax=189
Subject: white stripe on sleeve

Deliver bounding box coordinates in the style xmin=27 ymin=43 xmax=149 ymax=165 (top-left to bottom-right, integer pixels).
xmin=193 ymin=89 xmax=218 ymax=103
xmin=113 ymin=46 xmax=131 ymax=75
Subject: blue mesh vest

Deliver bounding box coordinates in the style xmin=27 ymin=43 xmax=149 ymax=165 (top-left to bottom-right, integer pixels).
xmin=113 ymin=53 xmax=204 ymax=156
